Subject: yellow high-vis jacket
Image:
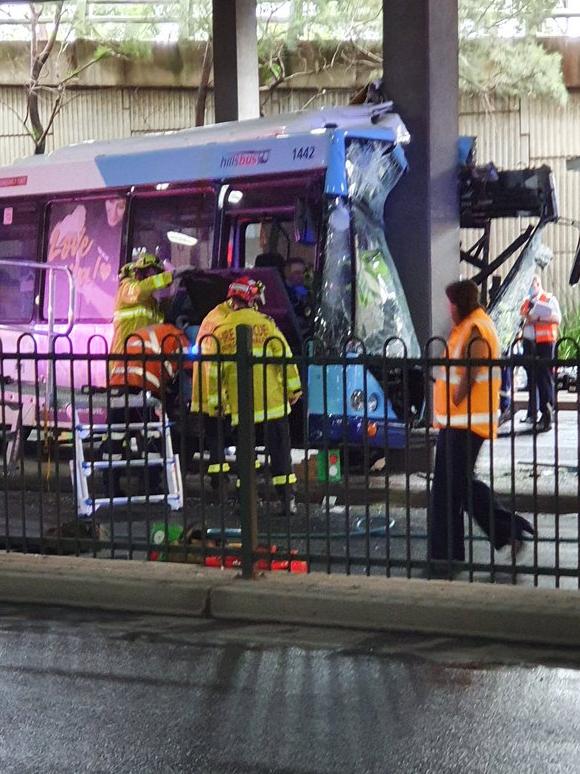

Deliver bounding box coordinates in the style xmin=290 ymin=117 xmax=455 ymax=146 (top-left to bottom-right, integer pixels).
xmin=191 ymin=301 xmax=233 ymax=416
xmin=110 ymin=271 xmax=173 ymax=357
xmin=209 ymin=308 xmax=302 ymax=426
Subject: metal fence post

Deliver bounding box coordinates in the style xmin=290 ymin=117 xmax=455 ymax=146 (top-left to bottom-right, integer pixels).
xmin=236 ymin=325 xmax=258 ymax=579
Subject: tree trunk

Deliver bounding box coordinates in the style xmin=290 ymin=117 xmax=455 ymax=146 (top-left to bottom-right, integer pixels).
xmin=195 ymin=37 xmax=213 ymax=127
xmin=28 ymin=84 xmax=46 ymax=154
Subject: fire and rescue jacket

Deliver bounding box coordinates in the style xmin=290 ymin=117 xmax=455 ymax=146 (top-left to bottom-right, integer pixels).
xmin=434 ymin=307 xmax=500 ymax=440
xmin=208 ymin=308 xmax=302 ymax=426
xmin=110 ymin=271 xmax=173 ymax=356
xmin=519 ymin=292 xmax=560 ymax=344
xmin=191 ymin=301 xmax=233 ymax=416
xmin=109 ymin=323 xmax=188 ymax=397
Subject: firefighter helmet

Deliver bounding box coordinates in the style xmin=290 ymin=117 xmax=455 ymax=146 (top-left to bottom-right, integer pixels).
xmin=227 ymin=276 xmax=266 ymax=307
xmin=134 ymin=252 xmax=163 ymax=272
xmin=118 ymin=262 xmax=136 ymax=280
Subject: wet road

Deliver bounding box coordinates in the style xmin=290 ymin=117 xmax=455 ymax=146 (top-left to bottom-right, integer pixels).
xmin=1 ymin=606 xmax=580 ymax=773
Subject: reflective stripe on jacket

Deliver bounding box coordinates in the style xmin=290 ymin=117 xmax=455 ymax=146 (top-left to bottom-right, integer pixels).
xmin=109 ymin=323 xmax=188 ymax=396
xmin=519 ymin=292 xmax=560 ymax=344
xmin=433 ymin=308 xmax=500 ymax=439
xmin=209 ymin=308 xmax=302 ymax=426
xmin=191 ymin=301 xmax=233 ymax=416
xmin=110 ymin=271 xmax=173 ymax=357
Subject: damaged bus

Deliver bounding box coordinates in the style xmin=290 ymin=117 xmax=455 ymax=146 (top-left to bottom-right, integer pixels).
xmin=0 ymin=102 xmax=565 ymax=453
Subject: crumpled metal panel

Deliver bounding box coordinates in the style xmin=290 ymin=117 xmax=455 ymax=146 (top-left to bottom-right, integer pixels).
xmin=314 ymin=199 xmax=353 ymax=352
xmin=315 ymin=139 xmax=420 ymax=357
xmin=349 ymin=140 xmax=420 ymax=357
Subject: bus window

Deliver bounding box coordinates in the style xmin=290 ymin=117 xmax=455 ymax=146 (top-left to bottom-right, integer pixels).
xmin=223 ymin=177 xmax=323 ymax=280
xmin=130 ymin=192 xmax=215 ymax=273
xmin=45 ymin=197 xmax=125 ymax=322
xmin=0 ymin=201 xmax=40 ymax=324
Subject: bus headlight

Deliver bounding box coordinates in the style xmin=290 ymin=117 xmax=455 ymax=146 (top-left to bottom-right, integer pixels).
xmin=368 ymin=393 xmax=379 ymax=413
xmin=350 ymin=390 xmax=365 ymax=411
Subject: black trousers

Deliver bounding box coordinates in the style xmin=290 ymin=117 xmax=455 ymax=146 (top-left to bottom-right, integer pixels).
xmin=101 ymin=393 xmax=162 ymax=498
xmin=522 ymin=339 xmax=555 ymax=417
xmin=430 ymin=428 xmax=528 ymax=562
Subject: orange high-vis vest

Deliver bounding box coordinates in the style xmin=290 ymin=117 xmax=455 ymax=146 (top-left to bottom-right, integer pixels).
xmin=109 ymin=323 xmax=189 ymax=396
xmin=519 ymin=292 xmax=559 ymax=344
xmin=434 ymin=308 xmax=501 ymax=440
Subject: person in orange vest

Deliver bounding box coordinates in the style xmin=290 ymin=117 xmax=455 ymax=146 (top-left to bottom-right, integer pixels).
xmin=431 ymin=280 xmax=534 ymax=570
xmin=103 ymin=318 xmax=190 ymax=499
xmin=519 ymin=274 xmax=561 ymax=431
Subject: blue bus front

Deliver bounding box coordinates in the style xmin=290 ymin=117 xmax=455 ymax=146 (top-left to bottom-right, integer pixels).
xmin=307 ymin=127 xmax=421 ymax=450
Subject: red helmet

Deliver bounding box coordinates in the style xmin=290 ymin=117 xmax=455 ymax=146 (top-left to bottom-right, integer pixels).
xmin=227 ymin=276 xmax=266 ymax=306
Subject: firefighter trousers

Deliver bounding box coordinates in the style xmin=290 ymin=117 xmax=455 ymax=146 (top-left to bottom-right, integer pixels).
xmin=202 ymin=415 xmax=232 ymax=488
xmin=100 ymin=390 xmax=162 ymax=498
xmin=258 ymin=417 xmax=296 ymax=500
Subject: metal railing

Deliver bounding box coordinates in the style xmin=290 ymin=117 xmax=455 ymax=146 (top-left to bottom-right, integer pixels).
xmin=0 ymin=327 xmax=578 ymax=588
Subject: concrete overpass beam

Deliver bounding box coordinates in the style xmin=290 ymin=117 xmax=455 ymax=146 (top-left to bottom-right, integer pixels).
xmin=212 ymin=0 xmax=260 ymax=123
xmin=383 ymin=0 xmax=459 ymax=343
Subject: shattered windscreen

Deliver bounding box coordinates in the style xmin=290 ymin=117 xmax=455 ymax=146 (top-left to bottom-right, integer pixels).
xmin=314 ymin=200 xmax=353 ymax=351
xmin=488 ymin=224 xmax=553 ymax=351
xmin=315 ymin=138 xmax=420 ymax=357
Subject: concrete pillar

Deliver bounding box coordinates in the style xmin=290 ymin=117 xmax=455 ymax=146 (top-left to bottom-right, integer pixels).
xmin=383 ymin=0 xmax=459 ymax=345
xmin=212 ymin=0 xmax=260 ymax=123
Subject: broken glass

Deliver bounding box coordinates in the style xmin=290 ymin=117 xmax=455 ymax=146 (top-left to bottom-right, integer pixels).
xmin=488 ymin=225 xmax=553 ymax=352
xmin=348 ymin=140 xmax=420 ymax=357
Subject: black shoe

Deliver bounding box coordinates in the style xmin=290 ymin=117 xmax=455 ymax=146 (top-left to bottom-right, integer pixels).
xmin=419 ymin=563 xmax=460 ymax=580
xmin=209 ymin=474 xmax=230 ymax=492
xmin=537 ymin=405 xmax=553 ymax=433
xmin=520 ymin=519 xmax=535 ymax=537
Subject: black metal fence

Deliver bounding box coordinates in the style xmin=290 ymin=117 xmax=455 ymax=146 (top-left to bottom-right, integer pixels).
xmin=0 ymin=329 xmax=578 ymax=587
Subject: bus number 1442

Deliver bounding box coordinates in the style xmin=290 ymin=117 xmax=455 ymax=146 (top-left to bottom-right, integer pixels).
xmin=292 ymin=146 xmax=315 ymax=161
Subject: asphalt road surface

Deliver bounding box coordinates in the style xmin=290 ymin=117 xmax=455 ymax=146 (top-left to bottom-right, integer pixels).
xmin=1 ymin=605 xmax=580 ymax=773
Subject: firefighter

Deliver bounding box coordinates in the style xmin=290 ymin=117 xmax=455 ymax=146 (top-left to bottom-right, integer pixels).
xmin=103 ymin=318 xmax=190 ymax=499
xmin=110 ymin=253 xmax=174 ymax=358
xmin=191 ymin=298 xmax=234 ymax=492
xmin=209 ymin=276 xmax=302 ymax=513
xmin=519 ymin=274 xmax=561 ymax=431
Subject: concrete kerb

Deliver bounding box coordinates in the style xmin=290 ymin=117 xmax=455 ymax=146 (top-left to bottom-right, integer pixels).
xmin=0 ymin=554 xmax=232 ymax=617
xmin=2 ymin=554 xmax=580 ymax=647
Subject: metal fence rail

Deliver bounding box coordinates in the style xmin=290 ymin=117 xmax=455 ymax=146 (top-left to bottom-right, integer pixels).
xmin=0 ymin=329 xmax=578 ymax=588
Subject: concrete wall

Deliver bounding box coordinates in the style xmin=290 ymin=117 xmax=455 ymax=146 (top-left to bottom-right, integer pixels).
xmin=0 ymin=79 xmax=578 ymax=313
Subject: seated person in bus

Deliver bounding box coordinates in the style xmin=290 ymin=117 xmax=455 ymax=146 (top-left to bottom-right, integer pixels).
xmin=284 ymin=257 xmax=313 ymax=338
xmin=254 ymin=251 xmax=285 ymax=280
xmin=103 ymin=316 xmax=191 ymax=498
xmin=110 ymin=253 xmax=174 ymax=359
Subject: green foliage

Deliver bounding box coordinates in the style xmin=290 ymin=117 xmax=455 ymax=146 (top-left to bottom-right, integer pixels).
xmin=459 ymin=0 xmax=567 ymax=103
xmin=559 ymin=311 xmax=580 ymax=360
xmin=8 ymin=1 xmax=568 ymax=104
xmin=255 ymin=0 xmax=566 ymax=103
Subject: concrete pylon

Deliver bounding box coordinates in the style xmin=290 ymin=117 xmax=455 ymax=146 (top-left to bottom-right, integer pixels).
xmin=383 ymin=0 xmax=459 ymax=345
xmin=212 ymin=0 xmax=260 ymax=123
